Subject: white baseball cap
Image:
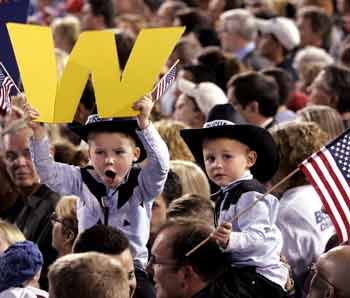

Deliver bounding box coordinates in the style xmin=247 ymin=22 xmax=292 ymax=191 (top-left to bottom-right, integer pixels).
xmin=256 ymin=17 xmax=300 ymax=51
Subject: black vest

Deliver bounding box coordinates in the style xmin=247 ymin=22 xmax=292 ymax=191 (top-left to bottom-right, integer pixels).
xmin=80 ymin=166 xmax=141 ymax=224
xmin=213 ymin=179 xmax=266 ymax=226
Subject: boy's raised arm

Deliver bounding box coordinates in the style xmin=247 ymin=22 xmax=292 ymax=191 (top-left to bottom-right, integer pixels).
xmin=133 ymin=96 xmax=170 ymax=201
xmin=24 ymin=103 xmax=82 ymax=195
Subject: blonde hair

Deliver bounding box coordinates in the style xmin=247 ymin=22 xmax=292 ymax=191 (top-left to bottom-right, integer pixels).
xmin=55 ymin=196 xmax=78 ymax=237
xmin=297 ymin=105 xmax=345 ymax=141
xmin=155 ymin=120 xmax=194 ymax=161
xmin=170 ymin=160 xmax=210 ymax=199
xmin=51 ymin=15 xmax=80 ymax=53
xmin=0 ymin=220 xmax=25 ymax=247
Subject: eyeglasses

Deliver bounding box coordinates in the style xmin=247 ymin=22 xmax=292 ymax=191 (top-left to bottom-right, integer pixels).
xmin=5 ymin=149 xmax=32 ymax=163
xmin=148 ymin=255 xmax=182 ymax=268
xmin=50 ymin=212 xmax=65 ymax=226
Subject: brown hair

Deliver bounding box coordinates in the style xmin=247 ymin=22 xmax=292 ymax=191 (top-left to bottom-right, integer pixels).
xmin=270 ymin=121 xmax=329 ymax=196
xmin=49 ymin=252 xmax=129 ymax=298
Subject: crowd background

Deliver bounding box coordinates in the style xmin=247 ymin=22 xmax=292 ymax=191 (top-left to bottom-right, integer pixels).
xmin=1 ymin=0 xmax=350 ymax=298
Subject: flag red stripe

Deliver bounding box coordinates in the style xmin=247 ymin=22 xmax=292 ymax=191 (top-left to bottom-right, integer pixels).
xmin=300 ymin=164 xmax=345 ymax=241
xmin=319 ymin=151 xmax=350 ymax=209
xmin=311 ymin=157 xmax=350 ymax=234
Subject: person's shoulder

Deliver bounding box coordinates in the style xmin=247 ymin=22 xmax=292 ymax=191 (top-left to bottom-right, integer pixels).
xmin=0 ymin=287 xmax=37 ymax=298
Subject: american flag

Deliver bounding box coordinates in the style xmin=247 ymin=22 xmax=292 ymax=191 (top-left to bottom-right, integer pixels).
xmin=155 ymin=64 xmax=176 ymax=101
xmin=0 ymin=64 xmax=14 ymax=115
xmin=300 ymin=128 xmax=350 ymax=242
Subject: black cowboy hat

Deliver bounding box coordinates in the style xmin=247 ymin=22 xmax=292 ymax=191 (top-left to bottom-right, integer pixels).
xmin=70 ymin=114 xmax=147 ymax=162
xmin=180 ymin=120 xmax=279 ymax=183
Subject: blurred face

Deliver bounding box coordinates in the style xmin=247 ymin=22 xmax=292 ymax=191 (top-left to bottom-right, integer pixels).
xmin=228 ymin=86 xmax=253 ymax=123
xmin=173 ymin=94 xmax=204 ymax=128
xmin=82 ymin=3 xmax=97 ymax=30
xmin=258 ymin=34 xmax=278 ymax=60
xmin=113 ymin=249 xmax=136 ymax=298
xmin=0 ymin=230 xmax=10 ymax=253
xmin=151 ymin=195 xmax=168 ymax=236
xmin=308 ymin=71 xmax=334 ymax=107
xmin=149 ymin=230 xmax=186 ymax=298
xmin=203 ymin=138 xmax=256 ymax=187
xmin=157 ymin=3 xmax=173 ymax=27
xmin=297 ymin=15 xmax=316 ymax=47
xmin=51 ymin=212 xmax=66 ymax=255
xmin=217 ymin=21 xmax=240 ymax=53
xmin=88 ymin=132 xmax=140 ymax=188
xmin=5 ymin=129 xmax=40 ymax=189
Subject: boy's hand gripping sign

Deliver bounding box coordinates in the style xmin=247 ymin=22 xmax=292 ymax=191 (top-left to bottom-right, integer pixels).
xmin=7 ymin=23 xmax=184 ymax=123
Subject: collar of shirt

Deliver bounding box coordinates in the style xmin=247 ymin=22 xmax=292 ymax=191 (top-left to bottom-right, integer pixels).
xmin=235 ymin=42 xmax=255 ymax=61
xmin=221 ymin=170 xmax=253 ymax=193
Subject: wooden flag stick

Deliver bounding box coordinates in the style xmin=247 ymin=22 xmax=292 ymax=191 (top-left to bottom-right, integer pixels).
xmin=185 ymin=168 xmax=300 ymax=257
xmin=150 ymin=59 xmax=180 ymax=95
xmin=0 ymin=62 xmax=21 ymax=94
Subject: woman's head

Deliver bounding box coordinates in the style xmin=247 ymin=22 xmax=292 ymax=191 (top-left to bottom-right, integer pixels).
xmin=51 ymin=196 xmax=78 ymax=256
xmin=270 ymin=121 xmax=329 ymax=195
xmin=297 ymin=105 xmax=345 ymax=141
xmin=170 ymin=160 xmax=211 ymax=199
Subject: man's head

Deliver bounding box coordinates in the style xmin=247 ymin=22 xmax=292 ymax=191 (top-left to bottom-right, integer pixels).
xmin=82 ymin=0 xmax=116 ymax=30
xmin=49 ymin=252 xmax=129 ymax=298
xmin=297 ymin=6 xmax=332 ymax=49
xmin=257 ymin=17 xmax=300 ymax=62
xmin=262 ymin=68 xmax=293 ymax=107
xmin=73 ymin=225 xmax=136 ymax=298
xmin=167 ymin=194 xmax=215 ymax=226
xmin=4 ymin=127 xmax=40 ymax=190
xmin=218 ymin=9 xmax=257 ymax=53
xmin=148 ymin=219 xmax=227 ymax=298
xmin=227 ymin=71 xmax=279 ymax=126
xmin=308 ymin=245 xmax=350 ymax=298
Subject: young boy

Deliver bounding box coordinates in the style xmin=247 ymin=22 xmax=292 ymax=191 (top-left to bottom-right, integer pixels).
xmin=24 ymin=96 xmax=169 ymax=271
xmin=180 ymin=119 xmax=288 ymax=297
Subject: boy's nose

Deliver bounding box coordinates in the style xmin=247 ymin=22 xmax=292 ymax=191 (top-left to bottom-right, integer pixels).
xmin=105 ymin=157 xmax=115 ymax=165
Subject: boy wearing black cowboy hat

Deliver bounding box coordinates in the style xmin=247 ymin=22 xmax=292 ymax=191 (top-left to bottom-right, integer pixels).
xmin=24 ymin=96 xmax=169 ymax=274
xmin=181 ymin=120 xmax=288 ymax=298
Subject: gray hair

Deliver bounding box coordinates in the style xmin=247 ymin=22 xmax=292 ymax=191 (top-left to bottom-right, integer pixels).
xmin=293 ymin=46 xmax=334 ymax=73
xmin=220 ymin=9 xmax=257 ymax=41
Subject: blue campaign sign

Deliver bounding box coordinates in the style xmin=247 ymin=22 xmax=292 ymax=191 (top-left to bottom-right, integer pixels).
xmin=0 ymin=0 xmax=30 ymax=85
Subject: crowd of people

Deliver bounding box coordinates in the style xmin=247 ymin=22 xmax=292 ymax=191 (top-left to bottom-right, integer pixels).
xmin=1 ymin=0 xmax=350 ymax=297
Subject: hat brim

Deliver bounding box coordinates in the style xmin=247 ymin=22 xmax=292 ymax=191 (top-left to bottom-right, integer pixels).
xmin=69 ymin=119 xmax=147 ymax=163
xmin=180 ymin=124 xmax=279 ymax=183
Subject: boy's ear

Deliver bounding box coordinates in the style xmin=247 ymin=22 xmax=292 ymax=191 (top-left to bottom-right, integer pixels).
xmin=247 ymin=150 xmax=257 ymax=168
xmin=133 ymin=147 xmax=141 ymax=162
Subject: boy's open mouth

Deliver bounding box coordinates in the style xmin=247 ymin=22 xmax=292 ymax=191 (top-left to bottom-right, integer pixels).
xmin=105 ymin=170 xmax=116 ymax=179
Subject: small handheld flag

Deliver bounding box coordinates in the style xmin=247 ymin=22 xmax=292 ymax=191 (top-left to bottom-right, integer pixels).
xmin=153 ymin=60 xmax=178 ymax=101
xmin=0 ymin=62 xmax=15 ymax=115
xmin=300 ymin=128 xmax=350 ymax=242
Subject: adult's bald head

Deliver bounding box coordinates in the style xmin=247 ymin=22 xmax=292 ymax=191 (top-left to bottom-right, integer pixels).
xmin=308 ymin=245 xmax=350 ymax=298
